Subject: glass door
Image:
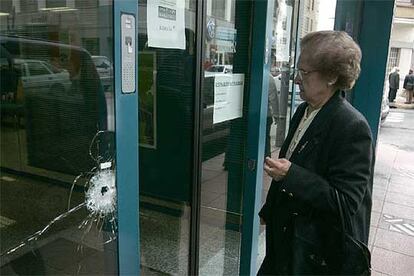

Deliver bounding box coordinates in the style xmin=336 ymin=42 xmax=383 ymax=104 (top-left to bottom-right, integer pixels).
xmin=199 ymin=0 xmax=275 ymax=274
xmin=136 ymin=0 xmax=273 ymax=275
xmin=136 ymin=0 xmax=197 ymax=275
xmin=198 ymin=0 xmax=252 ymax=275
xmin=1 ymin=0 xmax=119 ymax=275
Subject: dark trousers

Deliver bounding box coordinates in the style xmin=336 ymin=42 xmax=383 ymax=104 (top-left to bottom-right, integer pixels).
xmin=389 ymin=88 xmax=397 ymax=102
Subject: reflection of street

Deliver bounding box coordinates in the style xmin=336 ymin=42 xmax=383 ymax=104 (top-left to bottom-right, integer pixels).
xmin=105 ymin=92 xmax=115 ymax=131
xmin=0 ymin=172 xmax=116 ymax=274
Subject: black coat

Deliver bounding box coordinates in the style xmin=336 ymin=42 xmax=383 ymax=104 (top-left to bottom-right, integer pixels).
xmin=403 ymin=74 xmax=414 ymax=91
xmin=258 ymin=91 xmax=374 ymax=275
xmin=388 ymin=71 xmax=400 ymax=89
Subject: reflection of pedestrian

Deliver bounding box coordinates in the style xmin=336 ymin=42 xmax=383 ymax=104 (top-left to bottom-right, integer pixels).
xmin=403 ymin=69 xmax=414 ymax=104
xmin=265 ymin=72 xmax=280 ymax=157
xmin=259 ymin=31 xmax=373 ymax=275
xmin=388 ymin=67 xmax=399 ymax=103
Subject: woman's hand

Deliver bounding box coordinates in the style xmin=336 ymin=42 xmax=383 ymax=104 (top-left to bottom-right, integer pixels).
xmin=264 ymin=157 xmax=291 ymax=181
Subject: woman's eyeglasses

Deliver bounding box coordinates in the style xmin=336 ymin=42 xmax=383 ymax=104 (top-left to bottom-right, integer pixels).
xmin=293 ymin=68 xmax=318 ymax=80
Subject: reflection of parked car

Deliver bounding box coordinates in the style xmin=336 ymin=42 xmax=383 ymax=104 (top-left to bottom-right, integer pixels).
xmin=92 ymin=55 xmax=113 ymax=92
xmin=381 ymin=91 xmax=390 ymax=122
xmin=204 ymin=64 xmax=233 ymax=77
xmin=14 ymin=59 xmax=71 ymax=94
xmin=0 ymin=35 xmax=107 ymax=175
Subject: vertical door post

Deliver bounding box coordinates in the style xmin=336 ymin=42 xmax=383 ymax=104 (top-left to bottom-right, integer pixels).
xmin=240 ymin=0 xmax=274 ymax=275
xmin=114 ymin=0 xmax=140 ymax=275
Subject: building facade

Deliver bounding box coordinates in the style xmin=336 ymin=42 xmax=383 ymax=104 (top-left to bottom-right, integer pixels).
xmin=387 ymin=0 xmax=414 ymax=77
xmin=0 ymin=0 xmax=394 ymax=275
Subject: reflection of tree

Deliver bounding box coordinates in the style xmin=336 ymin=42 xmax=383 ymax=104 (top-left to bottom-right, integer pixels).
xmin=139 ymin=86 xmax=154 ymax=145
xmin=138 ymin=51 xmax=156 ymax=147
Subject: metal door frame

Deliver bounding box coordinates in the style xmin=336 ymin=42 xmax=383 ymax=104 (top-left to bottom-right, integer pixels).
xmin=114 ymin=0 xmax=140 ymax=275
xmin=113 ymin=0 xmax=272 ymax=274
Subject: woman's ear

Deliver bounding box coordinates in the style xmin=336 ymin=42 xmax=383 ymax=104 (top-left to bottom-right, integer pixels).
xmin=327 ymin=76 xmax=338 ymax=87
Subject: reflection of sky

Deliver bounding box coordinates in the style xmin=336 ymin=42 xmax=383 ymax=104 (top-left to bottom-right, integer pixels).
xmin=317 ymin=0 xmax=336 ymax=31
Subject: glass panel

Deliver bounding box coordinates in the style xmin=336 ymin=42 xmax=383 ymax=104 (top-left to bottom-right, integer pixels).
xmin=257 ymin=0 xmax=300 ymax=271
xmin=257 ymin=0 xmax=338 ymax=271
xmin=137 ymin=1 xmax=196 ymax=275
xmin=199 ymin=1 xmax=252 ymax=275
xmin=0 ymin=1 xmax=117 ymax=275
xmin=294 ymin=0 xmax=337 ymax=108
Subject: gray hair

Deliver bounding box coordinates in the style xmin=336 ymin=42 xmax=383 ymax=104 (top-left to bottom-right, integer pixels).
xmin=301 ymin=30 xmax=362 ymax=90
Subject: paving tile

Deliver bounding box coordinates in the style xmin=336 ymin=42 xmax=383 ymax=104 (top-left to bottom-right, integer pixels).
xmin=64 ymin=250 xmax=117 ymax=275
xmin=202 ymin=154 xmax=225 ymax=171
xmin=373 ymin=178 xmax=389 ymax=190
xmin=199 ymin=249 xmax=239 ymax=276
xmin=374 ymin=228 xmax=414 ymax=257
xmin=371 ymin=246 xmax=414 ymax=276
xmin=382 ymin=202 xmax=414 ymax=221
xmin=390 ymin=173 xmax=414 ymax=186
xmin=385 ymin=191 xmax=414 ymax=208
xmin=202 ymin=168 xmax=225 ymax=182
xmin=0 ymin=248 xmax=73 ymax=275
xmin=371 ymin=270 xmax=391 ymax=276
xmin=370 ymin=211 xmax=381 ymax=227
xmin=36 ymin=238 xmax=99 ymax=272
xmin=201 ymin=191 xmax=222 ymax=206
xmin=201 ymin=173 xmax=228 ymax=194
xmin=208 ymin=195 xmax=228 ymax=210
xmin=377 ymin=213 xmax=414 ymax=232
xmin=388 ymin=183 xmax=414 ymax=196
xmin=372 ymin=188 xmax=387 ymax=201
xmin=372 ymin=198 xmax=384 ymax=213
xmin=369 ymin=226 xmax=378 ymax=250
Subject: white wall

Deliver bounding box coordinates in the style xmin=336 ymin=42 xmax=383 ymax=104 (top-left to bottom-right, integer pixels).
xmin=400 ymin=48 xmax=413 ymax=76
xmin=391 ymin=23 xmax=414 ymax=43
xmin=390 ymin=20 xmax=414 ymax=76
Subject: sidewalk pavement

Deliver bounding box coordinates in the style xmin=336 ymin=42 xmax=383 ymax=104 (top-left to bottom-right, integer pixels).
xmin=369 ymin=108 xmax=414 ymax=276
xmin=389 ymin=93 xmax=414 ymax=109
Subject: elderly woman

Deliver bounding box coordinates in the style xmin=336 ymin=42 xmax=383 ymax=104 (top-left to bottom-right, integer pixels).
xmin=258 ymin=31 xmax=373 ymax=275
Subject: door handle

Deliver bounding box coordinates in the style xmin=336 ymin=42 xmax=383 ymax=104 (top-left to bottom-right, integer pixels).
xmin=247 ymin=159 xmax=257 ymax=171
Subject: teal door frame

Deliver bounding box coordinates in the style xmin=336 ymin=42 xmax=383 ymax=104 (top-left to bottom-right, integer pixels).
xmin=113 ymin=0 xmax=275 ymax=275
xmin=114 ymin=0 xmax=140 ymax=275
xmin=335 ymin=0 xmax=395 ymax=145
xmin=240 ymin=0 xmax=274 ymax=275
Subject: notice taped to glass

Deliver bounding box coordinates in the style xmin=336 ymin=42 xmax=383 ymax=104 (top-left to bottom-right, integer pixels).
xmin=147 ymin=0 xmax=185 ymax=50
xmin=213 ymin=74 xmax=245 ymax=124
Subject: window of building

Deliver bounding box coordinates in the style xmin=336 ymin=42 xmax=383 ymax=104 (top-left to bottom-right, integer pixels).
xmin=20 ymin=0 xmax=37 ymax=13
xmin=312 ymin=0 xmax=315 ymax=10
xmin=387 ymin=47 xmax=401 ymax=74
xmin=0 ymin=0 xmax=13 ymax=13
xmin=310 ymin=19 xmax=313 ymax=31
xmin=212 ymin=0 xmax=226 ymax=19
xmin=46 ymin=0 xmax=66 ymax=9
xmin=396 ymin=0 xmax=414 ymax=5
xmin=75 ymin=0 xmax=99 ymax=9
xmin=304 ymin=17 xmax=310 ymax=32
xmin=82 ymin=38 xmax=100 ymax=55
xmin=27 ymin=61 xmax=51 ymax=76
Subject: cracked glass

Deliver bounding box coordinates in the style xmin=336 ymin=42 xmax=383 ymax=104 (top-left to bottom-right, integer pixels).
xmin=0 ymin=0 xmax=117 ymax=275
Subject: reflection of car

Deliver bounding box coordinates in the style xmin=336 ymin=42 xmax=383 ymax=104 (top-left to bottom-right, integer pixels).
xmin=204 ymin=65 xmax=233 ymax=77
xmin=1 ymin=35 xmax=107 ymax=175
xmin=92 ymin=55 xmax=113 ymax=91
xmin=14 ymin=59 xmax=71 ymax=94
xmin=381 ymin=91 xmax=389 ymax=122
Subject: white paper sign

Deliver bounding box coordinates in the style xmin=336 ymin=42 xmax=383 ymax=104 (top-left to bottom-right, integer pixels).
xmin=147 ymin=0 xmax=185 ymax=50
xmin=213 ymin=74 xmax=245 ymax=124
xmin=275 ymin=5 xmax=292 ymax=62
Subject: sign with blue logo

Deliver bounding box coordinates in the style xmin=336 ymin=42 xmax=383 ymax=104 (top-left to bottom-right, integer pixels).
xmin=206 ymin=18 xmax=216 ymax=40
